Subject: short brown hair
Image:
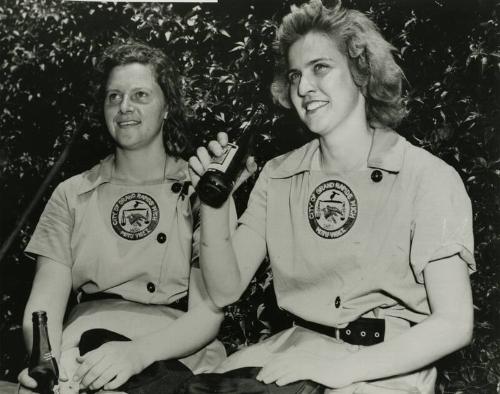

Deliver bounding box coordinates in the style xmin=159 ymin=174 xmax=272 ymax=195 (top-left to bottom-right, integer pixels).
xmin=97 ymin=40 xmax=191 ymax=158
xmin=271 ymin=0 xmax=406 ymax=128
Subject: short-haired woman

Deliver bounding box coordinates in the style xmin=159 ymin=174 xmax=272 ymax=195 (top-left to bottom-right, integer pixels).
xmin=185 ymin=1 xmax=475 ymax=392
xmin=17 ymin=41 xmax=226 ymax=394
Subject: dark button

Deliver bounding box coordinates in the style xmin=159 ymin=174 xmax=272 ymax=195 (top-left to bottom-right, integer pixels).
xmin=334 ymin=296 xmax=341 ymax=308
xmin=171 ymin=182 xmax=183 ymax=193
xmin=147 ymin=282 xmax=156 ymax=293
xmin=371 ymin=169 xmax=383 ymax=183
xmin=157 ymin=232 xmax=167 ymax=244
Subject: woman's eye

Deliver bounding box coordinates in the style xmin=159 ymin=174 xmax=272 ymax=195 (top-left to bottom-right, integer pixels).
xmin=134 ymin=91 xmax=149 ymax=101
xmin=107 ymin=92 xmax=121 ymax=103
xmin=287 ymin=72 xmax=301 ymax=84
xmin=313 ymin=63 xmax=329 ymax=73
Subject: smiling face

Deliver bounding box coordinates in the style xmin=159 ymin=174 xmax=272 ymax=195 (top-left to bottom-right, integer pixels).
xmin=104 ymin=62 xmax=168 ymax=152
xmin=288 ymin=31 xmax=365 ymax=138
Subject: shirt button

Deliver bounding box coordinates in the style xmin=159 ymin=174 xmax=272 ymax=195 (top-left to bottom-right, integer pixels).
xmin=334 ymin=296 xmax=341 ymax=308
xmin=157 ymin=232 xmax=167 ymax=244
xmin=171 ymin=182 xmax=183 ymax=193
xmin=371 ymin=169 xmax=383 ymax=183
xmin=147 ymin=282 xmax=156 ymax=293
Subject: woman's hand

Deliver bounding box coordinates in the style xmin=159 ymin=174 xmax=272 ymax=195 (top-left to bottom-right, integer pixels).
xmin=188 ymin=132 xmax=257 ymax=190
xmin=73 ymin=340 xmax=146 ymax=392
xmin=17 ymin=367 xmax=70 ymax=394
xmin=256 ymin=348 xmax=354 ymax=389
xmin=17 ymin=368 xmax=37 ymax=393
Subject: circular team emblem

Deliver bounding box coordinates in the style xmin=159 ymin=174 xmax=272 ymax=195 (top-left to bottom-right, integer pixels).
xmin=308 ymin=180 xmax=358 ymax=239
xmin=111 ymin=193 xmax=159 ymax=240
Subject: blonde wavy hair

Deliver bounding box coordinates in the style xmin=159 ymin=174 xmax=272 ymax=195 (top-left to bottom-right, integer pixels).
xmin=271 ymin=0 xmax=406 ymax=128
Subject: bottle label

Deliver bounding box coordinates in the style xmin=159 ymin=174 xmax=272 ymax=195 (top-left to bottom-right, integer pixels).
xmin=42 ymin=352 xmax=53 ymax=361
xmin=206 ymin=143 xmax=238 ymax=173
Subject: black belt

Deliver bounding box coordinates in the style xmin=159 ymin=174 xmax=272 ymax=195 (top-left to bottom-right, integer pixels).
xmin=78 ymin=292 xmax=189 ymax=313
xmin=291 ymin=314 xmax=385 ymax=346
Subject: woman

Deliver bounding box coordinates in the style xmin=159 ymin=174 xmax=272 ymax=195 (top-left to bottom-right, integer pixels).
xmin=17 ymin=41 xmax=226 ymax=394
xmin=185 ymin=0 xmax=475 ymax=392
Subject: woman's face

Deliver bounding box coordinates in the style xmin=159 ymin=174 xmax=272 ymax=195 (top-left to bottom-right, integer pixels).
xmin=104 ymin=62 xmax=167 ymax=152
xmin=287 ymin=31 xmax=364 ymax=138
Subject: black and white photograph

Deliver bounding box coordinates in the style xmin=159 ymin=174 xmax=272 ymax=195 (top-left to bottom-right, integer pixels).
xmin=0 ymin=0 xmax=498 ymax=393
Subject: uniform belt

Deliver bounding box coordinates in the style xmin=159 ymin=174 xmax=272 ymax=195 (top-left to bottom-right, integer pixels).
xmin=291 ymin=315 xmax=385 ymax=346
xmin=78 ymin=292 xmax=189 ymax=313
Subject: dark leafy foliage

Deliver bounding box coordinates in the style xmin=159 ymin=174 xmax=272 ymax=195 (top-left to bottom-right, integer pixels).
xmin=0 ymin=0 xmax=498 ymax=392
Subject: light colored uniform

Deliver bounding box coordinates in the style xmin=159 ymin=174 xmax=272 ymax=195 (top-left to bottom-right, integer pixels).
xmin=25 ymin=155 xmax=226 ymax=379
xmin=214 ymin=129 xmax=475 ymax=393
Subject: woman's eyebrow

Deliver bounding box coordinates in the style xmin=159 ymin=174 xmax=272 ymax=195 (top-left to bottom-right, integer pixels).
xmin=288 ymin=57 xmax=335 ymax=72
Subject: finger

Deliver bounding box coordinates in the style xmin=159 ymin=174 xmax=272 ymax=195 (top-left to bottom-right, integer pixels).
xmin=245 ymin=156 xmax=258 ymax=174
xmin=89 ymin=366 xmax=117 ymax=391
xmin=59 ymin=364 xmax=69 ymax=382
xmin=196 ymin=146 xmax=212 ymax=169
xmin=19 ymin=386 xmax=36 ymax=394
xmin=18 ymin=369 xmax=37 ymax=389
xmin=257 ymin=358 xmax=291 ymax=384
xmin=188 ymin=156 xmax=204 ymax=178
xmin=75 ymin=353 xmax=106 ymax=387
xmin=103 ymin=371 xmax=129 ymax=391
xmin=217 ymin=132 xmax=229 ymax=147
xmin=207 ymin=140 xmax=224 ymax=157
xmin=275 ymin=372 xmax=302 ymax=387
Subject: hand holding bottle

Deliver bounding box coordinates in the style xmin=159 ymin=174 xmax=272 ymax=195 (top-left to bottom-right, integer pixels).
xmin=188 ymin=131 xmax=257 ymax=205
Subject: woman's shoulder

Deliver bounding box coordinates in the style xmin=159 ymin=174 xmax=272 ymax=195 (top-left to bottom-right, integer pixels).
xmin=53 ymin=155 xmax=114 ymax=197
xmin=401 ymin=140 xmax=465 ymax=192
xmin=403 ymin=140 xmax=458 ymax=177
xmin=263 ymin=139 xmax=319 ymax=178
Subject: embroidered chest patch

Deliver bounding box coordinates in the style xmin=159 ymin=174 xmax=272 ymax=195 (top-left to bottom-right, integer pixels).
xmin=111 ymin=192 xmax=160 ymax=240
xmin=308 ymin=180 xmax=358 ymax=239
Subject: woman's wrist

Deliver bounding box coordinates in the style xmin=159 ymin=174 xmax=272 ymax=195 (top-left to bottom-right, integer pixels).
xmin=132 ymin=339 xmax=157 ymax=372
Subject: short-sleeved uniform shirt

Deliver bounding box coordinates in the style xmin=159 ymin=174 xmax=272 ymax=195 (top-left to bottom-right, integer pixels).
xmin=239 ymin=128 xmax=475 ymax=327
xmin=26 ymin=155 xmax=196 ymax=303
xmin=25 ymin=154 xmax=225 ymax=373
xmin=215 ymin=129 xmax=474 ymax=392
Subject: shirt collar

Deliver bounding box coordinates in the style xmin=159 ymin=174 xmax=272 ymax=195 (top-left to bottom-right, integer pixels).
xmin=269 ymin=128 xmax=406 ymax=179
xmin=77 ymin=154 xmax=188 ymax=195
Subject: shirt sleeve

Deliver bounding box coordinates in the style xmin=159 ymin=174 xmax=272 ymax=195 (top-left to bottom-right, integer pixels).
xmin=238 ymin=162 xmax=271 ymax=240
xmin=410 ymin=163 xmax=475 ymax=283
xmin=25 ymin=182 xmax=74 ymax=267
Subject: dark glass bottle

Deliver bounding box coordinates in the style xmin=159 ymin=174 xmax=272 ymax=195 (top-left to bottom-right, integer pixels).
xmin=29 ymin=311 xmax=59 ymax=394
xmin=197 ymin=105 xmax=265 ymax=208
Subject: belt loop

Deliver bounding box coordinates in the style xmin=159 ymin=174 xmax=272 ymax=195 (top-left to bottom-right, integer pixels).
xmin=335 ymin=327 xmax=340 ymax=341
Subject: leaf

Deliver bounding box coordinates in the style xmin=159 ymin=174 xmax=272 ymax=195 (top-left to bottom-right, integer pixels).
xmin=219 ymin=28 xmax=230 ymax=38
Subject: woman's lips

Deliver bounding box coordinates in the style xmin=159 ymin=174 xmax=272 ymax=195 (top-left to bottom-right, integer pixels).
xmin=304 ymin=100 xmax=328 ymax=113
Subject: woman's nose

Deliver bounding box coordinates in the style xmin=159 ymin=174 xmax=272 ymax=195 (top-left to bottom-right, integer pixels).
xmin=297 ymin=74 xmax=315 ymax=97
xmin=119 ymin=95 xmax=133 ymax=113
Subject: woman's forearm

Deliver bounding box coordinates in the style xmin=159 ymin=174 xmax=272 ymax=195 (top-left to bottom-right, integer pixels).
xmin=23 ymin=259 xmax=72 ymax=361
xmin=199 ymin=201 xmax=245 ymax=307
xmin=344 ymin=257 xmax=473 ymax=384
xmin=344 ymin=311 xmax=472 ymax=384
xmin=133 ymin=301 xmax=224 ymax=369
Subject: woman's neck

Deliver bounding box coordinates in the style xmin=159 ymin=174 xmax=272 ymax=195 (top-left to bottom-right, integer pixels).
xmin=318 ymin=118 xmax=374 ymax=173
xmin=113 ymin=146 xmax=168 ymax=183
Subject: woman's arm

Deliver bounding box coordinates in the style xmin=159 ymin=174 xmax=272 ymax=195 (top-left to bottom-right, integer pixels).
xmin=73 ymin=268 xmax=225 ymax=391
xmin=347 ymin=255 xmax=473 ymax=382
xmin=18 ymin=257 xmax=72 ymax=391
xmin=200 ymin=201 xmax=267 ymax=307
xmin=189 ymin=132 xmax=266 ymax=308
xmin=257 ymin=255 xmax=473 ymax=388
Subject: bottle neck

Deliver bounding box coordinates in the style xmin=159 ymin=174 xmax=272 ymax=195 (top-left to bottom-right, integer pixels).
xmin=32 ymin=317 xmax=52 ymax=359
